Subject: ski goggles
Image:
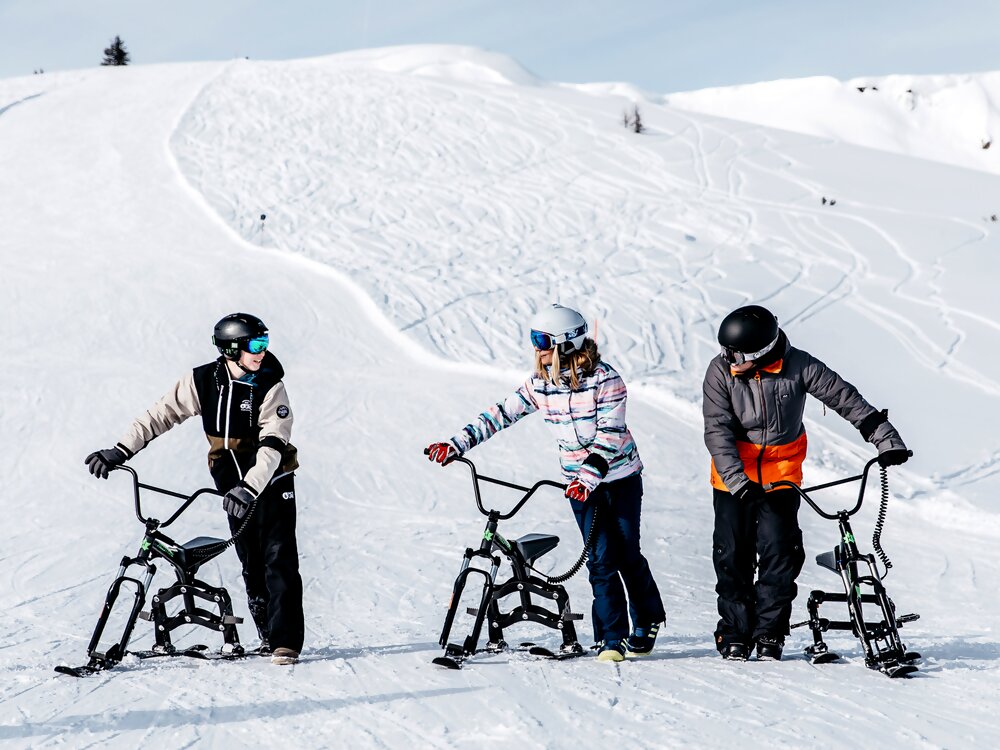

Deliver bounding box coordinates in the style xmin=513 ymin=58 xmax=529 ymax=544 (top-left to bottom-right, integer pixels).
xmin=721 ymin=332 xmax=779 ymax=365
xmin=530 ymin=323 xmax=587 ymax=351
xmin=243 ymin=334 xmax=269 ymax=354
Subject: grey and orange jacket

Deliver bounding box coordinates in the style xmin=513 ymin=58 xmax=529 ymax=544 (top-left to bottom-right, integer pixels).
xmin=702 ymin=334 xmax=905 ymax=494
xmin=114 ymin=352 xmax=298 ymax=495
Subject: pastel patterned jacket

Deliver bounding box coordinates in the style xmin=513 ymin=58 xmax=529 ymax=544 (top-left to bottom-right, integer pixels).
xmin=449 ymin=361 xmax=642 ymax=489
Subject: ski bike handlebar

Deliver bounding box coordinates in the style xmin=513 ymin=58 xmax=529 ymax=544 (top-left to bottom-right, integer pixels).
xmin=424 ymin=450 xmax=567 ymax=519
xmin=765 ymin=452 xmax=912 ymax=520
xmin=111 ymin=465 xmax=223 ymax=527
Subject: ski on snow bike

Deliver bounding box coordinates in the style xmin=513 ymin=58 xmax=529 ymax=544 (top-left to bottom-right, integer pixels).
xmin=767 ymin=454 xmax=921 ymax=678
xmin=56 ymin=465 xmax=248 ymax=677
xmin=430 ymin=453 xmax=591 ymax=669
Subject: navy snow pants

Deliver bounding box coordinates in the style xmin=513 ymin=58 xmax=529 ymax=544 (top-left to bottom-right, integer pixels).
xmin=570 ymin=473 xmax=665 ymax=645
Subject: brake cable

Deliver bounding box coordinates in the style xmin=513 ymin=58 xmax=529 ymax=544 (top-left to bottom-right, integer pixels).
xmin=871 ymin=465 xmax=893 ymax=579
xmin=189 ymin=495 xmax=260 ymax=559
xmin=527 ymin=505 xmax=600 ymax=584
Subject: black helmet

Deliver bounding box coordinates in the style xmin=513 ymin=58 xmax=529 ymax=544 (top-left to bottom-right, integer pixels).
xmin=213 ymin=313 xmax=268 ymax=360
xmin=718 ymin=305 xmax=779 ymax=364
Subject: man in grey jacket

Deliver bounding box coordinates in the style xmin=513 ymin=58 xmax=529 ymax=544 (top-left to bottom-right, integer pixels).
xmin=703 ymin=305 xmax=909 ymax=662
xmin=84 ymin=313 xmax=304 ymax=665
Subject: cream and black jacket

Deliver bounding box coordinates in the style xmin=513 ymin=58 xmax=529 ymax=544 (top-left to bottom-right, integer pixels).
xmin=115 ymin=352 xmax=298 ymax=495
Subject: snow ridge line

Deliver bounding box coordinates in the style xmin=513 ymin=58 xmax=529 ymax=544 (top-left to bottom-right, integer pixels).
xmin=0 ymin=91 xmax=44 ymax=118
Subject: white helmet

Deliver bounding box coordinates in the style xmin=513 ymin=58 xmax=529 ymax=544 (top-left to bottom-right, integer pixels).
xmin=529 ymin=304 xmax=589 ymax=353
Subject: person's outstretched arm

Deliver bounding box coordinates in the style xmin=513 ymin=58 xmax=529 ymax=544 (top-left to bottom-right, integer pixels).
xmin=801 ymin=352 xmax=909 ymax=463
xmin=86 ymin=373 xmax=201 ymax=479
xmin=450 ymin=380 xmax=539 ymax=453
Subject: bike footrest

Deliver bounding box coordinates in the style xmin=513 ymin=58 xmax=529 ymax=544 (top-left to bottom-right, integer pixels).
xmin=222 ymin=616 xmax=243 ymax=625
xmin=562 ymin=612 xmax=585 ymax=621
xmin=897 ymin=613 xmax=920 ymax=624
xmin=466 ymin=608 xmax=480 ymax=616
xmin=138 ymin=611 xmax=153 ymax=621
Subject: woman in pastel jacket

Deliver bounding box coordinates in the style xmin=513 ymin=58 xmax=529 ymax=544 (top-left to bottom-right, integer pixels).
xmin=426 ymin=304 xmax=665 ymax=662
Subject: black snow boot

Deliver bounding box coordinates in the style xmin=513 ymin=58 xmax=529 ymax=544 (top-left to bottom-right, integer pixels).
xmin=248 ymin=595 xmax=270 ymax=650
xmin=756 ymin=636 xmax=784 ymax=661
xmin=721 ymin=642 xmax=750 ymax=661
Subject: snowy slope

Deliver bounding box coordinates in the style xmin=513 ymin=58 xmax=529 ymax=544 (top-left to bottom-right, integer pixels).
xmin=665 ymin=71 xmax=1000 ymax=176
xmin=171 ymin=47 xmax=1000 ymax=508
xmin=1 ymin=47 xmax=999 ymax=749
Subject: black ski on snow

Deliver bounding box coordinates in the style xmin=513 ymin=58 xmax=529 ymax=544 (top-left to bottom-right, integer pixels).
xmin=54 ymin=664 xmax=105 ymax=678
xmin=804 ymin=645 xmax=921 ymax=676
xmin=809 ymin=651 xmax=842 ymax=665
xmin=525 ymin=644 xmax=587 ymax=661
xmin=55 ymin=645 xmax=248 ymax=677
xmin=433 ymin=642 xmax=586 ymax=669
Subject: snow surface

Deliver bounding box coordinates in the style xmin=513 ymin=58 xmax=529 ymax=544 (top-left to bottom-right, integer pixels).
xmin=665 ymin=72 xmax=1000 ymax=176
xmin=1 ymin=46 xmax=999 ymax=748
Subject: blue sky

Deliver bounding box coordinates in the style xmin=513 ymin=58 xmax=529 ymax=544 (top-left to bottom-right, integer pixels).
xmin=2 ymin=0 xmax=999 ymax=91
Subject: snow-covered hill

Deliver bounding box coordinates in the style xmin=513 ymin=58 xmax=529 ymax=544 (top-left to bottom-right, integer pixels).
xmin=665 ymin=71 xmax=1000 ymax=176
xmin=2 ymin=47 xmax=998 ymax=749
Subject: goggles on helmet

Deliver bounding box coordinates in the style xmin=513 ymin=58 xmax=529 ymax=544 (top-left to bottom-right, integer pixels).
xmin=530 ymin=323 xmax=587 ymax=351
xmin=530 ymin=330 xmax=555 ymax=350
xmin=244 ymin=334 xmax=269 ymax=354
xmin=721 ymin=331 xmax=779 ymax=365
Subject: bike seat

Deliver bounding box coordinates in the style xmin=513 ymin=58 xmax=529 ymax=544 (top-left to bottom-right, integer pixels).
xmin=513 ymin=533 xmax=559 ymax=565
xmin=182 ymin=536 xmax=226 ymax=553
xmin=815 ymin=550 xmax=839 ymax=573
xmin=177 ymin=536 xmax=227 ymax=569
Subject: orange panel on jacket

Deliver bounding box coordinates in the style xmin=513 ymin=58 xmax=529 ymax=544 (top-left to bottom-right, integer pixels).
xmin=710 ymin=432 xmax=808 ymax=492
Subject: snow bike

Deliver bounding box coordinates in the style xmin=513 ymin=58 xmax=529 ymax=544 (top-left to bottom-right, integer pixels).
xmin=430 ymin=453 xmax=591 ymax=669
xmin=768 ymin=454 xmax=920 ymax=678
xmin=56 ymin=465 xmax=248 ymax=677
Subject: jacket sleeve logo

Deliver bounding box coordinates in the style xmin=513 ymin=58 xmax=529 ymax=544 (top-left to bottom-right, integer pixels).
xmin=276 ymin=405 xmax=289 ymax=418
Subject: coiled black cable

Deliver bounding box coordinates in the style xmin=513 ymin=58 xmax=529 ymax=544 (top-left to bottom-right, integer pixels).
xmin=190 ymin=495 xmax=260 ymax=559
xmin=531 ymin=505 xmax=600 ymax=584
xmin=871 ymin=465 xmax=893 ymax=579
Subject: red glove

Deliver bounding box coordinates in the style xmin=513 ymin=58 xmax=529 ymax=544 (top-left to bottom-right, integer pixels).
xmin=426 ymin=442 xmax=457 ymax=465
xmin=565 ymin=480 xmax=590 ymax=503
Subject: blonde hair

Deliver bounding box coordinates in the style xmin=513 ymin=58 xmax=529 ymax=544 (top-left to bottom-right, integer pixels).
xmin=534 ymin=338 xmax=600 ymax=389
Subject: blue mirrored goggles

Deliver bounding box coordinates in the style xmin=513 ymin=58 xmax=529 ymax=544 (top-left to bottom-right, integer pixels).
xmin=244 ymin=334 xmax=269 ymax=354
xmin=530 ymin=329 xmax=556 ymax=350
xmin=530 ymin=323 xmax=587 ymax=351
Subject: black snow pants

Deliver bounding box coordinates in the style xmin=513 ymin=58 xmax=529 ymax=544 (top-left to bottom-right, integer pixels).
xmin=227 ymin=473 xmax=305 ymax=653
xmin=712 ymin=487 xmax=804 ymax=649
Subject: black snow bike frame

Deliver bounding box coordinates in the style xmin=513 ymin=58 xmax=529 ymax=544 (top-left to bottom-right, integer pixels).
xmin=767 ymin=455 xmax=920 ymax=677
xmin=432 ymin=455 xmax=587 ymax=668
xmin=56 ymin=466 xmax=247 ymax=676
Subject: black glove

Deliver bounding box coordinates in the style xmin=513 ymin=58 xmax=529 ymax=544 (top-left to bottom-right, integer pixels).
xmin=223 ymin=485 xmax=257 ymax=519
xmin=878 ymin=448 xmax=911 ymax=468
xmin=84 ymin=447 xmax=127 ymax=479
xmin=733 ymin=481 xmax=766 ymax=504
